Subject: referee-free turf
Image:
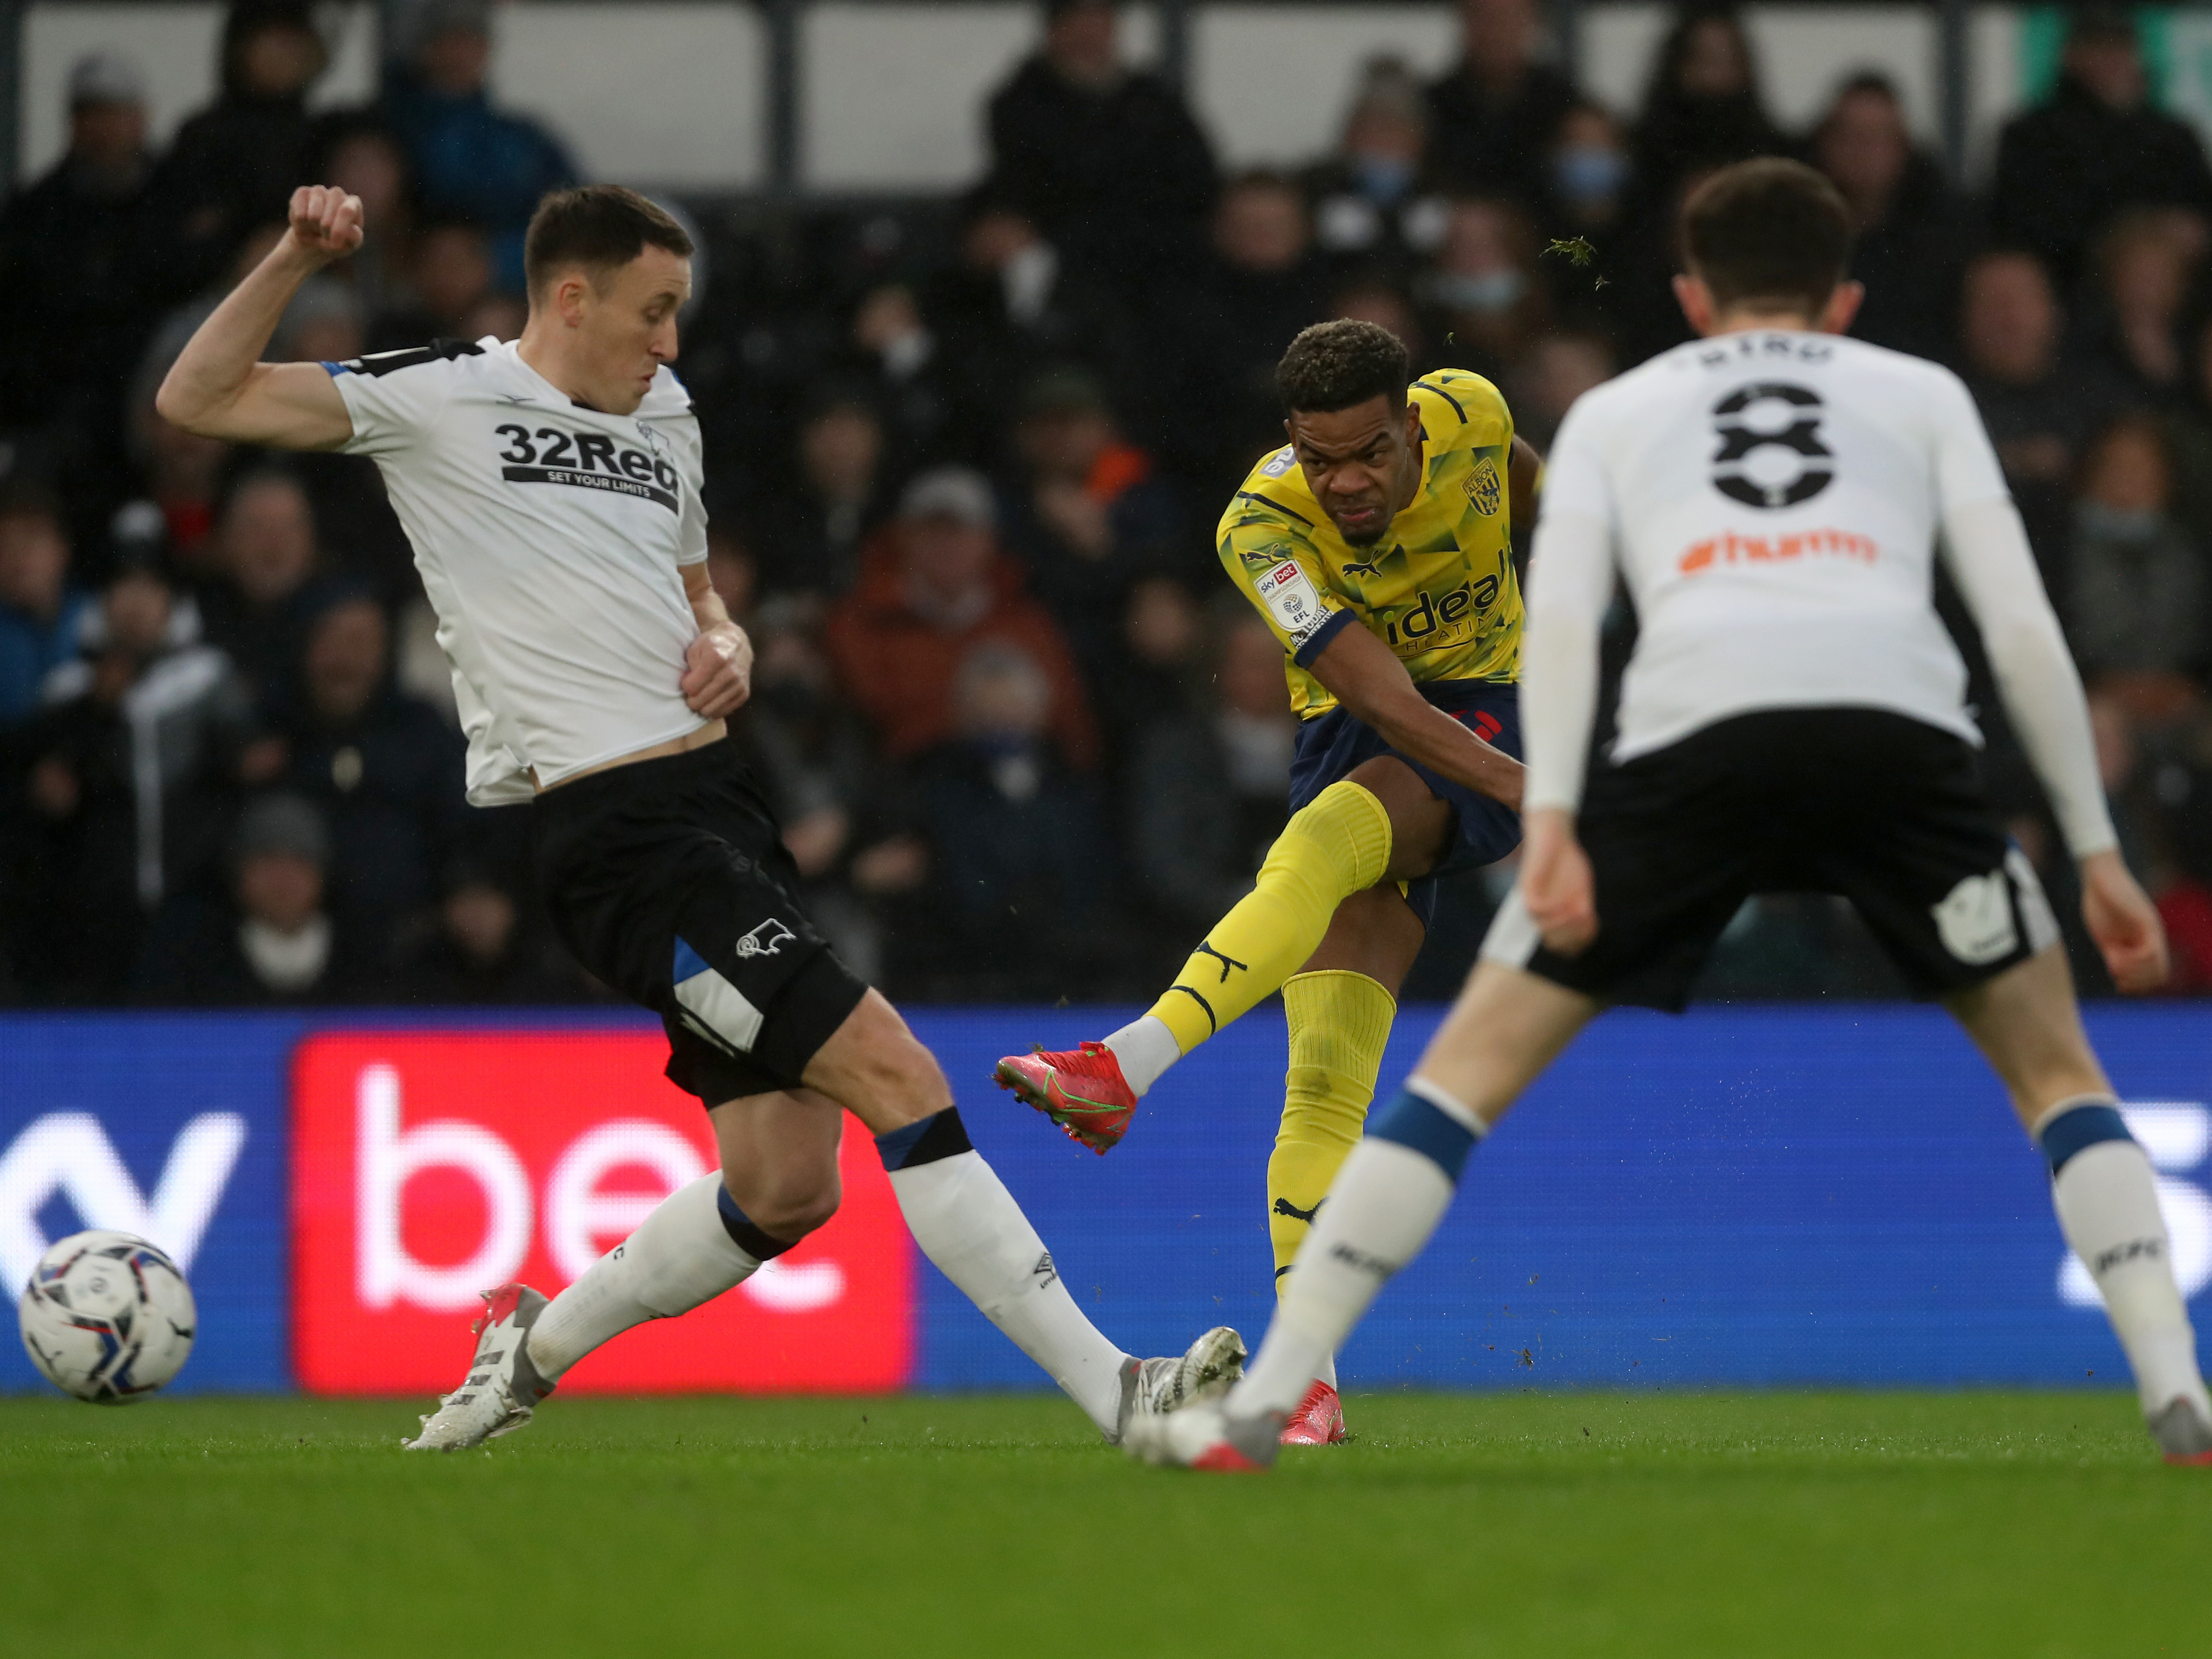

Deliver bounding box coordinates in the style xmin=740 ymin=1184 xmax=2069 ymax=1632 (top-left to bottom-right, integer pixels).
xmin=2 ymin=1392 xmax=2203 ymax=1657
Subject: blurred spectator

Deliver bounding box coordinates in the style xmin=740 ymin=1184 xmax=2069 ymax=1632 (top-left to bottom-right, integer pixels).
xmin=1543 ymin=101 xmax=1634 ymax=246
xmin=984 ymin=0 xmax=1216 ymax=297
xmin=2160 ymin=316 xmax=2212 ymax=562
xmin=997 ymin=369 xmax=1185 ymax=697
xmin=146 ymin=0 xmax=329 ymax=301
xmin=1127 ymin=607 xmax=1294 ymax=930
xmin=849 ymin=283 xmax=957 ymax=467
xmin=2067 ymin=416 xmax=2206 ymax=724
xmin=307 ymin=115 xmax=418 ymax=320
xmin=1424 ymin=198 xmax=1549 ymax=379
xmin=14 ymin=563 xmax=267 ymax=998
xmin=396 ymin=861 xmax=579 ymax=1002
xmin=926 ymin=194 xmax=1143 ymax=448
xmin=895 ymin=641 xmax=1120 ymax=999
xmin=1956 ymin=249 xmax=2131 ymax=597
xmin=0 ymin=53 xmax=157 ymax=465
xmin=2079 ymin=209 xmax=2203 ymax=404
xmin=134 ymin=791 xmax=380 ymax=1004
xmin=1510 ymin=329 xmax=1615 ymax=449
xmin=380 ymin=0 xmax=578 ymax=291
xmin=198 ymin=466 xmax=324 ymax=707
xmin=1169 ymin=171 xmax=1330 ymax=486
xmin=826 ymin=467 xmax=1099 ymax=768
xmin=1330 ymin=273 xmax=1427 ymax=364
xmin=728 ymin=599 xmax=896 ymax=980
xmin=1307 ymin=57 xmax=1450 ymax=274
xmin=1425 ymin=0 xmax=1580 ymax=207
xmin=1109 ymin=574 xmax=1208 ymax=754
xmin=0 ymin=484 xmax=94 ymax=726
xmin=1810 ymin=73 xmax=1969 ymax=362
xmin=745 ymin=389 xmax=891 ymax=598
xmin=366 ymin=218 xmax=497 ymax=352
xmin=1631 ymin=6 xmax=1786 ymax=204
xmin=1990 ymin=7 xmax=2212 ymax=287
xmin=274 ymin=590 xmax=467 ymax=961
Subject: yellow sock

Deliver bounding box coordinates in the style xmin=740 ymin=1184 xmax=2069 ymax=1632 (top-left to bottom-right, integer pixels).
xmin=1145 ymin=781 xmax=1393 ymax=1053
xmin=1268 ymin=968 xmax=1396 ymax=1294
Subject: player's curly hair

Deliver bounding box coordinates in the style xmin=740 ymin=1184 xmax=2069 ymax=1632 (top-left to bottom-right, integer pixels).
xmin=1275 ymin=319 xmax=1410 ymax=415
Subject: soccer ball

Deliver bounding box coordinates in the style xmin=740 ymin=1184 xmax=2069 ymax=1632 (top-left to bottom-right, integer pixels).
xmin=17 ymin=1230 xmax=197 ymax=1403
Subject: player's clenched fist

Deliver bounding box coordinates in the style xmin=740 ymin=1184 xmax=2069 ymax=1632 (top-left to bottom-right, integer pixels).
xmin=681 ymin=622 xmax=754 ymax=720
xmin=285 ymin=184 xmax=365 ymax=265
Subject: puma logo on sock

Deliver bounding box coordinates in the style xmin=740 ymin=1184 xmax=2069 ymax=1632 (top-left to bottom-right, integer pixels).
xmin=1273 ymin=1196 xmax=1322 ymax=1225
xmin=1194 ymin=942 xmax=1249 ymax=983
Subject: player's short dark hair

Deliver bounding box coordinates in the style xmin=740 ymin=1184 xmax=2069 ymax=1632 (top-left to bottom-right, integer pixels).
xmin=1276 ymin=319 xmax=1410 ymax=416
xmin=524 ymin=185 xmax=693 ymax=295
xmin=1679 ymin=158 xmax=1853 ymax=315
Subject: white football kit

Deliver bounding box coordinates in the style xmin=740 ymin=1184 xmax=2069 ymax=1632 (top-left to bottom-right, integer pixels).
xmin=1521 ymin=329 xmax=2113 ymax=856
xmin=327 ymin=337 xmax=710 ymax=803
xmin=1488 ymin=329 xmax=2114 ymax=1006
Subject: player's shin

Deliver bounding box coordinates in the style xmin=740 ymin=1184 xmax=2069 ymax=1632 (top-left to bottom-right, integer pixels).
xmin=2037 ymin=1097 xmax=2211 ymax=1424
xmin=877 ymin=1107 xmax=1130 ymax=1435
xmin=1269 ymin=970 xmax=1397 ymax=1388
xmin=527 ymin=1174 xmax=775 ymax=1378
xmin=1119 ymin=782 xmax=1394 ymax=1087
xmin=1232 ymin=1078 xmax=1483 ymax=1419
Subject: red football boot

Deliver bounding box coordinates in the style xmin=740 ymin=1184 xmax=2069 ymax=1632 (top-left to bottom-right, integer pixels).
xmin=994 ymin=1041 xmax=1137 ymax=1154
xmin=1279 ymin=1378 xmax=1348 ymax=1445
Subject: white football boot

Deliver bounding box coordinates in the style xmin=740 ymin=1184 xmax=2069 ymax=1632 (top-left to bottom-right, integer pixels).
xmin=1109 ymin=1325 xmax=1247 ymax=1445
xmin=403 ymin=1283 xmax=557 ymax=1452
xmin=1123 ymin=1396 xmax=1283 ymax=1472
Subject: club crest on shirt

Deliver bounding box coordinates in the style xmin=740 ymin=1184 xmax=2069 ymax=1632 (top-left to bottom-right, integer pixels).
xmin=1465 ymin=456 xmax=1502 ymax=517
xmin=735 ymin=918 xmax=798 ymax=959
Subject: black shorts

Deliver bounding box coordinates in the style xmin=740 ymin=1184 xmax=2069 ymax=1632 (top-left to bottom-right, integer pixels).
xmin=1483 ymin=707 xmax=2060 ymax=1011
xmin=531 ymin=739 xmax=868 ymax=1105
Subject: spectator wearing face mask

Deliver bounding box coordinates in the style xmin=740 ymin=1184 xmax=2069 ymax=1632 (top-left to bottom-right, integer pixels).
xmin=2067 ymin=417 xmax=2208 ymax=727
xmin=1305 ymin=57 xmax=1451 ymax=279
xmin=892 ymin=640 xmax=1122 ymax=999
xmin=134 ymin=791 xmax=382 ymax=1004
xmin=0 ymin=483 xmax=95 ymax=727
xmin=1424 ymin=0 xmax=1581 ymax=208
xmin=1421 ymin=197 xmax=1548 ymax=379
xmin=1809 ymin=72 xmax=1970 ymax=363
xmin=1543 ymin=101 xmax=1634 ymax=242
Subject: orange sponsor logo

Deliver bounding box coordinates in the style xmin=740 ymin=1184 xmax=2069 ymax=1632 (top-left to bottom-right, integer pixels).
xmin=1678 ymin=527 xmax=1878 ymax=575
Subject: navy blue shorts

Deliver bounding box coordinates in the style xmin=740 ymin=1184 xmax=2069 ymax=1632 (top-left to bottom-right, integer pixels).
xmin=1287 ymin=680 xmax=1523 ymax=927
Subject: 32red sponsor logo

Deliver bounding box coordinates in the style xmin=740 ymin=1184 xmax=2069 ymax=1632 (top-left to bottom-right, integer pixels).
xmin=291 ymin=1030 xmax=911 ymax=1394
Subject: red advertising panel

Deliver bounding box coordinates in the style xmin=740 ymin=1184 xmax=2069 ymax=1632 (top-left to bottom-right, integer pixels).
xmin=292 ymin=1030 xmax=912 ymax=1394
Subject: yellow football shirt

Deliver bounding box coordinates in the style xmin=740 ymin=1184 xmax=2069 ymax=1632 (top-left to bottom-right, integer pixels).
xmin=1217 ymin=369 xmax=1523 ymax=719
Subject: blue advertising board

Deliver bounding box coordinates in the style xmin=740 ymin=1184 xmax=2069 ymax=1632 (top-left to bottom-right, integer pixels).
xmin=3 ymin=1005 xmax=2208 ymax=1396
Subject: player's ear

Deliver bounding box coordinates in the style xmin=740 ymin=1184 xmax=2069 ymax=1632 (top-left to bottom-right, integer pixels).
xmin=553 ymin=270 xmax=592 ymax=329
xmin=1818 ymin=281 xmax=1866 ymax=337
xmin=1672 ymin=272 xmax=1714 ymax=335
xmin=1403 ymin=401 xmax=1421 ymax=444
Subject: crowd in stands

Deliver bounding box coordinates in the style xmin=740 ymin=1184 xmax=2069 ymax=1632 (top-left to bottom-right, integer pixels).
xmin=6 ymin=0 xmax=2212 ymax=1006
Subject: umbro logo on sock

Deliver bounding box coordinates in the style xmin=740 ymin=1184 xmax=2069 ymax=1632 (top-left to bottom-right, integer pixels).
xmin=1329 ymin=1242 xmax=1398 ymax=1279
xmin=1032 ymin=1251 xmax=1058 ymax=1289
xmin=1273 ymin=1197 xmax=1322 ymax=1224
xmin=2093 ymin=1238 xmax=2166 ymax=1275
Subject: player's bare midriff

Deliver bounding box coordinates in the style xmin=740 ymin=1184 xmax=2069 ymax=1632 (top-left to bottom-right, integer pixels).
xmin=532 ymin=719 xmax=729 ymax=792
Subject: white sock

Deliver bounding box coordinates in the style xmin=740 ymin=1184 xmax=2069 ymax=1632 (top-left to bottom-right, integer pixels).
xmin=1231 ymin=1079 xmax=1479 ymax=1418
xmin=527 ymin=1174 xmax=760 ymax=1379
xmin=880 ymin=1112 xmax=1130 ymax=1435
xmin=1317 ymin=1351 xmax=1338 ymax=1392
xmin=1103 ymin=1015 xmax=1180 ymax=1098
xmin=2048 ymin=1132 xmax=2209 ymax=1417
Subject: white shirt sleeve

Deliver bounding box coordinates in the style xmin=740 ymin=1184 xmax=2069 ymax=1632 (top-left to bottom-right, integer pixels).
xmin=1926 ymin=364 xmax=2012 ymax=515
xmin=1520 ymin=403 xmax=1620 ymax=815
xmin=1939 ymin=495 xmax=2117 ymax=858
xmin=662 ymin=410 xmax=710 ymax=567
xmin=327 ymin=347 xmax=460 ymax=459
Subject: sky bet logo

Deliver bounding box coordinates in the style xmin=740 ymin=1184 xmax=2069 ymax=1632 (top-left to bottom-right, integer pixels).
xmin=1381 ymin=574 xmax=1501 ymax=649
xmin=494 ymin=423 xmax=680 ymax=512
xmin=0 ymin=1111 xmax=246 ymax=1292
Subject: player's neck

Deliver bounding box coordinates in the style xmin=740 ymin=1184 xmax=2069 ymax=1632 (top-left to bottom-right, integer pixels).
xmin=516 ymin=327 xmax=605 ymax=412
xmin=1705 ymin=307 xmax=1818 ymax=336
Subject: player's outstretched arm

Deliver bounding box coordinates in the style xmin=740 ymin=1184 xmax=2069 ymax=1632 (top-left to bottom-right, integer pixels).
xmin=154 ymin=185 xmax=361 ymax=450
xmin=1306 ymin=619 xmax=1523 ymax=809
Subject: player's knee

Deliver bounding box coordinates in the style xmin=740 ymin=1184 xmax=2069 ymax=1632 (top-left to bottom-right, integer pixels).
xmin=746 ymin=1180 xmax=841 ymax=1241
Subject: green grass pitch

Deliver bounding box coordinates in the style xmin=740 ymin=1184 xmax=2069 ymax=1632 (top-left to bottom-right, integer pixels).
xmin=3 ymin=1390 xmax=2205 ymax=1657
